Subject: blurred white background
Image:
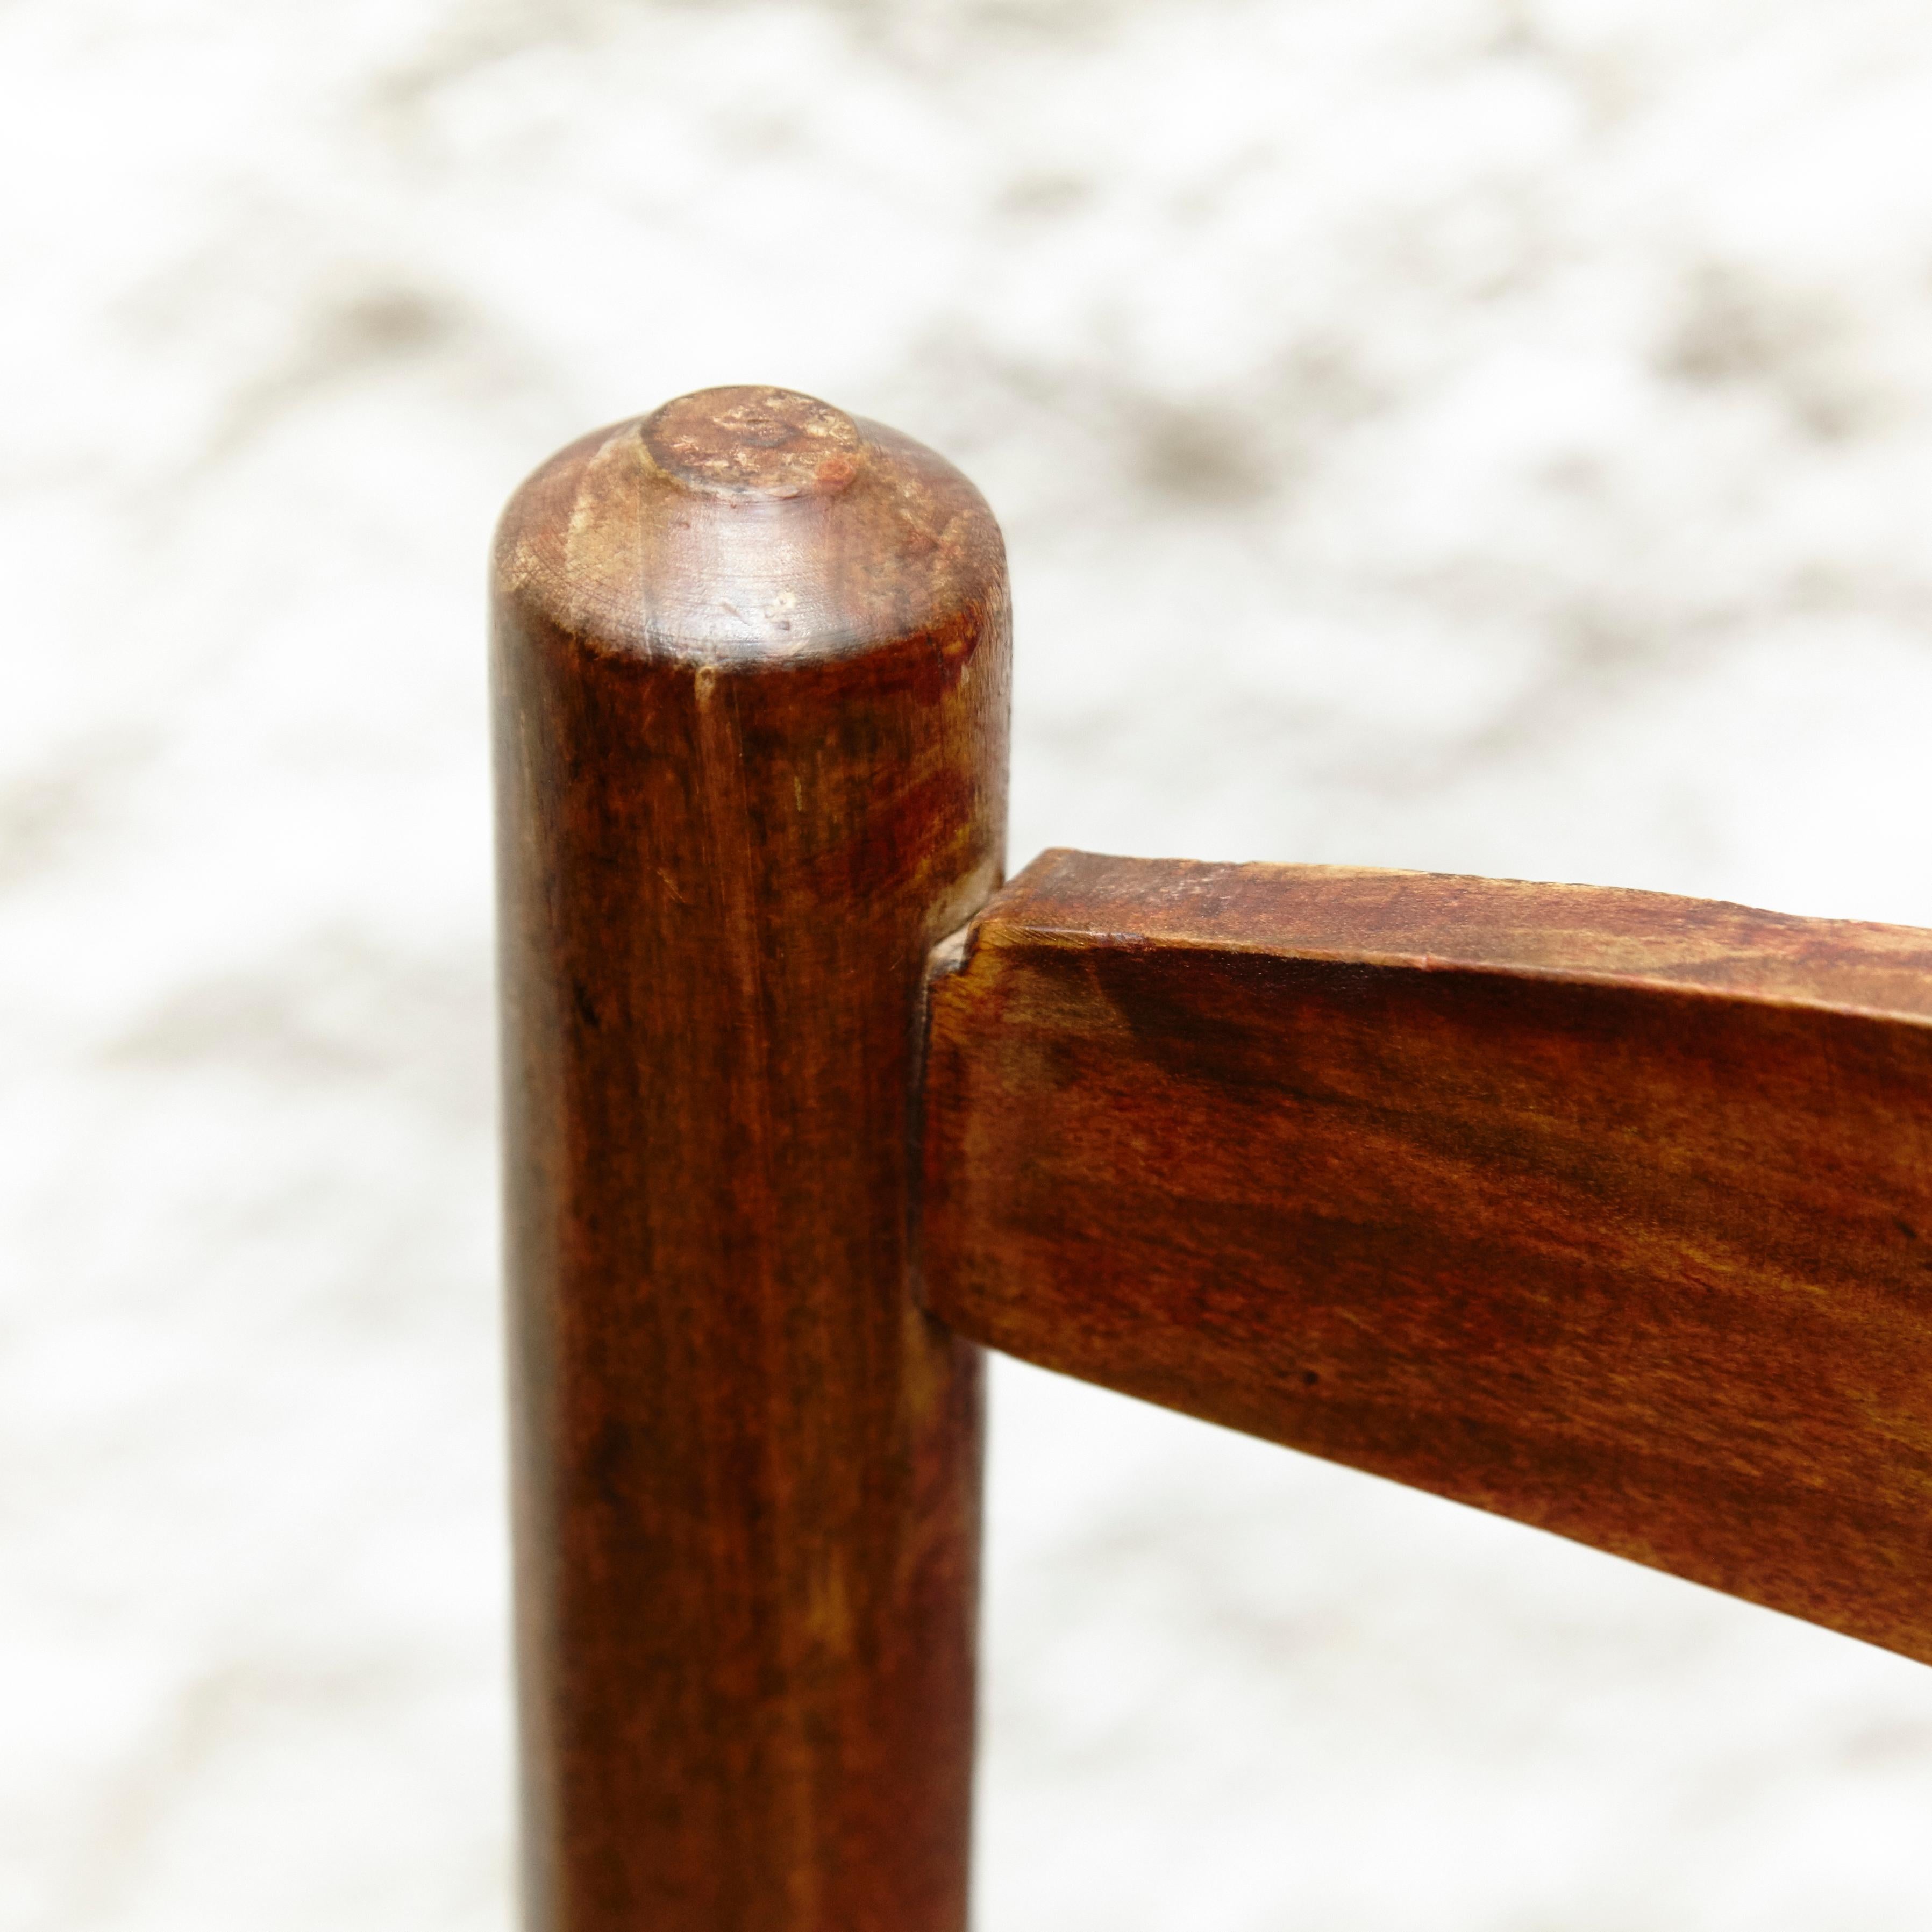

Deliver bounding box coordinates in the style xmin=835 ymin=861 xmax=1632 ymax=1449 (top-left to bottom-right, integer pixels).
xmin=7 ymin=1 xmax=1932 ymax=1926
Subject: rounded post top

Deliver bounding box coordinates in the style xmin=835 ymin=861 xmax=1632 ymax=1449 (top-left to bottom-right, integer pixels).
xmin=494 ymin=386 xmax=1007 ymax=668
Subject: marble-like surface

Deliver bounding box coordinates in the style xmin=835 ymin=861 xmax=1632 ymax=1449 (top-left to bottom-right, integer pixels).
xmin=6 ymin=2 xmax=1932 ymax=1926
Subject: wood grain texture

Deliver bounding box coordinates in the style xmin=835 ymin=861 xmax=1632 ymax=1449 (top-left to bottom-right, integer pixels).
xmin=919 ymin=847 xmax=1932 ymax=1661
xmin=494 ymin=388 xmax=1009 ymax=1932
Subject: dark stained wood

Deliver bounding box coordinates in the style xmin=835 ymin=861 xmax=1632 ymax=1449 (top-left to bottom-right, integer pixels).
xmin=918 ymin=847 xmax=1932 ymax=1662
xmin=494 ymin=388 xmax=1009 ymax=1932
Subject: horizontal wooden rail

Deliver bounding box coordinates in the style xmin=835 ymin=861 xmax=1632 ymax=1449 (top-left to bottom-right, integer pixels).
xmin=919 ymin=847 xmax=1932 ymax=1662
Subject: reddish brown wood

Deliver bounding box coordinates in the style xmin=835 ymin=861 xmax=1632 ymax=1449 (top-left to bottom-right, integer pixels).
xmin=494 ymin=388 xmax=1009 ymax=1932
xmin=919 ymin=847 xmax=1932 ymax=1662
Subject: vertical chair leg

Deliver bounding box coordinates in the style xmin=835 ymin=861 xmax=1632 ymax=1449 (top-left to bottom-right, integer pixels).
xmin=491 ymin=388 xmax=1010 ymax=1932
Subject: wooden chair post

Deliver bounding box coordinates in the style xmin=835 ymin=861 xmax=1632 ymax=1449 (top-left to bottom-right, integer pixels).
xmin=491 ymin=388 xmax=1010 ymax=1932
